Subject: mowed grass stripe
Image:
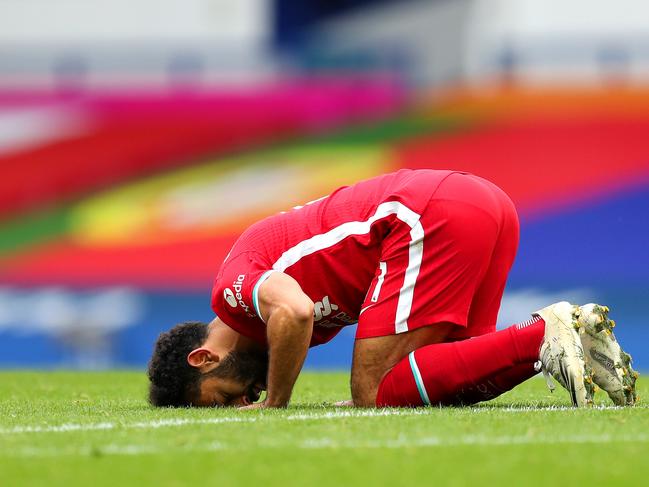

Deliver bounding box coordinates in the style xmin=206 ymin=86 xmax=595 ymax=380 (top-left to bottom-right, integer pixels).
xmin=7 ymin=431 xmax=649 ymax=458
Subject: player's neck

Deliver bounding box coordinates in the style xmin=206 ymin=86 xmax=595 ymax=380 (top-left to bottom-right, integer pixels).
xmin=206 ymin=317 xmax=263 ymax=354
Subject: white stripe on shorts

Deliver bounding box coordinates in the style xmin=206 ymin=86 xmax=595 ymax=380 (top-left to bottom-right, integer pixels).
xmin=272 ymin=201 xmax=424 ymax=334
xmin=371 ymin=262 xmax=387 ymax=303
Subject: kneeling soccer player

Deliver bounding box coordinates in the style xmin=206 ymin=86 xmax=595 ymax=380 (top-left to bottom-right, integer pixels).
xmin=147 ymin=169 xmax=638 ymax=408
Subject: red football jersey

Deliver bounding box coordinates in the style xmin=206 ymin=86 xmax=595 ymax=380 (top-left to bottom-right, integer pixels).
xmin=211 ymin=169 xmax=460 ymax=347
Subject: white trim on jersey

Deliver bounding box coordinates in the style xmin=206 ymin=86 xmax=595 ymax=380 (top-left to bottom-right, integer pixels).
xmin=252 ymin=270 xmax=276 ymax=323
xmin=271 ymin=201 xmax=424 ymax=334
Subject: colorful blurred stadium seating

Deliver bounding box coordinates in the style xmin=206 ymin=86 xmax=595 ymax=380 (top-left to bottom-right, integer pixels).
xmin=1 ymin=84 xmax=647 ymax=369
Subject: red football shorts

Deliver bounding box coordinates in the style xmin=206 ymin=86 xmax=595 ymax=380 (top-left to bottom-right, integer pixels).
xmin=356 ymin=172 xmax=519 ymax=340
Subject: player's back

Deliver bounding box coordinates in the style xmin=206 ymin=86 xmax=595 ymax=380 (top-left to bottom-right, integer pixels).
xmin=231 ymin=168 xmax=455 ymax=264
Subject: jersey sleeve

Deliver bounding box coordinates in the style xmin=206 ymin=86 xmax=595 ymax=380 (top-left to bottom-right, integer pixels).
xmin=211 ymin=252 xmax=275 ymax=344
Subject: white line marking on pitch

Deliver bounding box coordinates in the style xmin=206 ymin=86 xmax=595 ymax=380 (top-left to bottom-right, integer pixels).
xmin=1 ymin=404 xmax=646 ymax=435
xmin=0 ymin=409 xmax=427 ymax=434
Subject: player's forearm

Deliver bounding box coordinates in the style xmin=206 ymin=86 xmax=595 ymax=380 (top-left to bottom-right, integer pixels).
xmin=264 ymin=303 xmax=313 ymax=407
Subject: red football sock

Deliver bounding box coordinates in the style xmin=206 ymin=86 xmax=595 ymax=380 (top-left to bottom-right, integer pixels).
xmin=376 ymin=318 xmax=545 ymax=407
xmin=446 ymin=362 xmax=538 ymax=405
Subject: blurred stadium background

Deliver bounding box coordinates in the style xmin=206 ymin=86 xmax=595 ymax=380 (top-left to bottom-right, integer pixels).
xmin=0 ymin=0 xmax=647 ymax=371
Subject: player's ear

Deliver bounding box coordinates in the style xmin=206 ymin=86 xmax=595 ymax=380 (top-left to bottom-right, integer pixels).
xmin=187 ymin=348 xmax=219 ymax=369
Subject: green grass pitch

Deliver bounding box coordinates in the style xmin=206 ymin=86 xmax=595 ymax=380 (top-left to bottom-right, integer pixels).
xmin=1 ymin=371 xmax=647 ymax=486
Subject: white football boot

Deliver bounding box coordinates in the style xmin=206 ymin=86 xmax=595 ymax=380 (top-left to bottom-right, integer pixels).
xmin=534 ymin=301 xmax=594 ymax=407
xmin=576 ymin=304 xmax=638 ymax=406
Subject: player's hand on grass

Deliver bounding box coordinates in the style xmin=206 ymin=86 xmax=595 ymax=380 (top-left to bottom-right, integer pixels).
xmin=238 ymin=399 xmax=288 ymax=410
xmin=238 ymin=400 xmax=268 ymax=410
xmin=333 ymin=400 xmax=354 ymax=407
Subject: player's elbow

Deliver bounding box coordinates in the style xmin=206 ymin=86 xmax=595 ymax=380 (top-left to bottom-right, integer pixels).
xmin=294 ymin=299 xmax=315 ymax=324
xmin=277 ymin=298 xmax=314 ymax=325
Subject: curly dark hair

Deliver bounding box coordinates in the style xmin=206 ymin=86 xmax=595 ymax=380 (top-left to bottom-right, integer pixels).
xmin=147 ymin=321 xmax=209 ymax=407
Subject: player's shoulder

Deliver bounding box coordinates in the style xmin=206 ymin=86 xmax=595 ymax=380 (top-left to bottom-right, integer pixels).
xmin=213 ymin=250 xmax=273 ymax=319
xmin=216 ymin=250 xmax=268 ymax=279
